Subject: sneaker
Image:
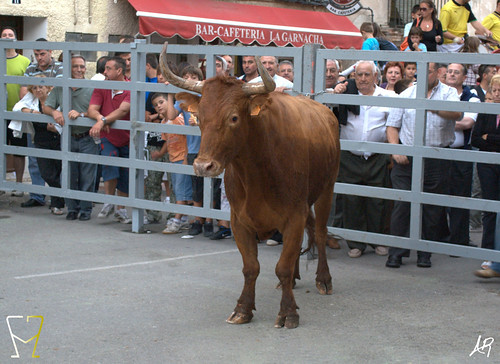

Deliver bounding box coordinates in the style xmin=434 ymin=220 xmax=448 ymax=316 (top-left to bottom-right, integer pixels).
xmin=210 ymin=227 xmax=232 ymax=240
xmin=188 ymin=221 xmax=203 ymax=235
xmin=11 ymin=190 xmax=24 ymax=197
xmin=266 ymin=239 xmax=280 ymax=246
xmin=474 ymin=268 xmax=500 ymax=279
xmin=98 ymin=203 xmax=114 ymax=218
xmin=114 ymin=208 xmax=132 ymax=224
xmin=203 ymin=222 xmax=214 ymax=237
xmin=162 ymin=218 xmax=181 ymax=234
xmin=50 ymin=207 xmax=64 ymax=215
xmin=348 ymin=248 xmax=363 ymax=258
xmin=375 ymin=246 xmax=389 ymax=256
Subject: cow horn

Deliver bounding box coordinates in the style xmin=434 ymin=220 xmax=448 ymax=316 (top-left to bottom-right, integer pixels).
xmin=242 ymin=56 xmax=276 ymax=95
xmin=159 ymin=42 xmax=204 ymax=94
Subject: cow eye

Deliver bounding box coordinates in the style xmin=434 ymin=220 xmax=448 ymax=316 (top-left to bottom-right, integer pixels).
xmin=231 ymin=116 xmax=238 ymax=123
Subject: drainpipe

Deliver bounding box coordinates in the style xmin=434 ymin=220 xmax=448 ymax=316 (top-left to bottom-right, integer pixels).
xmin=88 ymin=0 xmax=92 ymax=23
xmin=361 ymin=6 xmax=374 ymax=24
xmin=74 ymin=0 xmax=78 ymax=25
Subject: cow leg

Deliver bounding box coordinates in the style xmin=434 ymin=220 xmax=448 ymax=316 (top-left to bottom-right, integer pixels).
xmin=274 ymin=216 xmax=306 ymax=329
xmin=226 ymin=215 xmax=259 ymax=325
xmin=313 ymin=185 xmax=334 ymax=295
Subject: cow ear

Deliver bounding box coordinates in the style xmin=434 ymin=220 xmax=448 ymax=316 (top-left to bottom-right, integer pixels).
xmin=248 ymin=95 xmax=269 ymax=116
xmin=176 ymin=92 xmax=201 ymax=114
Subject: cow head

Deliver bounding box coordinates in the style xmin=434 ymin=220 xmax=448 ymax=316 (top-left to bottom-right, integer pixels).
xmin=160 ymin=43 xmax=276 ymax=177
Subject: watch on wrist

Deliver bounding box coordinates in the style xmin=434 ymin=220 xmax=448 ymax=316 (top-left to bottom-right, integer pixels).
xmin=80 ymin=112 xmax=85 ymax=118
xmin=101 ymin=116 xmax=107 ymax=125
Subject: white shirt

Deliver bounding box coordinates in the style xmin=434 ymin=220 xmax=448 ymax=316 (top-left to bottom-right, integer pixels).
xmin=91 ymin=73 xmax=105 ymax=81
xmin=340 ymin=85 xmax=394 ymax=159
xmin=387 ymin=82 xmax=460 ymax=147
xmin=450 ymin=90 xmax=479 ymax=148
xmin=249 ymin=74 xmax=293 ymax=89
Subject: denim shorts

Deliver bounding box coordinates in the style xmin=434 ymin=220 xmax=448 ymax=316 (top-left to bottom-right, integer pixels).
xmin=170 ymin=160 xmax=193 ymax=201
xmin=100 ymin=137 xmax=129 ymax=194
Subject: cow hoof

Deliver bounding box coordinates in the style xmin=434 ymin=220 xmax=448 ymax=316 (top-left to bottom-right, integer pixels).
xmin=274 ymin=314 xmax=285 ymax=328
xmin=285 ymin=314 xmax=299 ymax=329
xmin=316 ymin=280 xmax=333 ymax=295
xmin=274 ymin=313 xmax=299 ymax=328
xmin=226 ymin=311 xmax=252 ymax=324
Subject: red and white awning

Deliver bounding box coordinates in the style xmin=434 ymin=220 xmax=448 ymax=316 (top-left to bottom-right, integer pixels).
xmin=127 ymin=0 xmax=362 ymax=49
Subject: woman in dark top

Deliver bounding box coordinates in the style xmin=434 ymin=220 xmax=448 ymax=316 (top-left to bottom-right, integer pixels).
xmin=411 ymin=0 xmax=443 ymax=52
xmin=471 ymin=75 xmax=500 ymax=252
xmin=14 ymin=75 xmax=64 ymax=214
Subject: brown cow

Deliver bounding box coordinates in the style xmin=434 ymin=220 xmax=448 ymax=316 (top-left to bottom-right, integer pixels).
xmin=160 ymin=44 xmax=340 ymax=328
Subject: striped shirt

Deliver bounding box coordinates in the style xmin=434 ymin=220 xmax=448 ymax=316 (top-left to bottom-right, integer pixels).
xmin=386 ymin=82 xmax=460 ymax=147
xmin=24 ymin=59 xmax=63 ymax=78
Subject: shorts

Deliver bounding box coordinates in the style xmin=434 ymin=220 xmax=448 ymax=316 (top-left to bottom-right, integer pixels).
xmin=187 ymin=153 xmax=203 ymax=203
xmin=170 ymin=160 xmax=193 ymax=201
xmin=100 ymin=137 xmax=129 ymax=194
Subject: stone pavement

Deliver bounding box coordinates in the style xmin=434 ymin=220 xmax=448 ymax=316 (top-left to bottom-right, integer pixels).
xmin=0 ymin=192 xmax=498 ymax=363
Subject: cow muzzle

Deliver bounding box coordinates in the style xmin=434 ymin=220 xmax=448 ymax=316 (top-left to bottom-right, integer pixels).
xmin=193 ymin=158 xmax=222 ymax=177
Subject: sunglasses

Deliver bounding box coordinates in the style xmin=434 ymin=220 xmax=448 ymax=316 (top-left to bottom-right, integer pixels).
xmin=420 ymin=7 xmax=430 ymax=11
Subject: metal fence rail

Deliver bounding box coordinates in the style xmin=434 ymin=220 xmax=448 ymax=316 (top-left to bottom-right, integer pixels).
xmin=1 ymin=40 xmax=499 ymax=263
xmin=315 ymin=48 xmax=500 ymax=261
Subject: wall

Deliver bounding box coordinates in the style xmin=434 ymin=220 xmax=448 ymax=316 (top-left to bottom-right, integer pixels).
xmin=0 ymin=0 xmax=138 ymax=43
xmin=347 ymin=0 xmax=388 ymax=27
xmin=0 ymin=0 xmax=139 ymax=76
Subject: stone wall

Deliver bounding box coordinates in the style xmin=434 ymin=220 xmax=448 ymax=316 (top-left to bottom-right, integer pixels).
xmin=0 ymin=0 xmax=138 ymax=42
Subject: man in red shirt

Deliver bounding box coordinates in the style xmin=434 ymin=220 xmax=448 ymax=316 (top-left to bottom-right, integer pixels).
xmin=88 ymin=56 xmax=131 ymax=223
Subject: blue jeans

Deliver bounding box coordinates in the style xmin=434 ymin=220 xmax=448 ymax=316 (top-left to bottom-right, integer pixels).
xmin=66 ymin=135 xmax=100 ymax=213
xmin=27 ymin=135 xmax=46 ymax=203
xmin=171 ymin=160 xmax=193 ymax=201
xmin=490 ymin=213 xmax=500 ymax=273
xmin=100 ymin=138 xmax=129 ymax=194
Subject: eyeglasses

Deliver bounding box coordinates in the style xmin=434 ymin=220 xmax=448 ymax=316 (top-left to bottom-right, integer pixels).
xmin=420 ymin=7 xmax=429 ymax=11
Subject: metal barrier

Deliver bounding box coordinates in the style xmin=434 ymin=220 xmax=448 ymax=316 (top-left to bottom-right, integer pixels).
xmin=1 ymin=40 xmax=499 ymax=263
xmin=315 ymin=48 xmax=500 ymax=261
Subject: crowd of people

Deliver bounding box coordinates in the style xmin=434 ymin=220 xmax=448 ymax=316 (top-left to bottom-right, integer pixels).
xmin=1 ymin=0 xmax=499 ymax=277
xmin=325 ymin=0 xmax=500 ymax=278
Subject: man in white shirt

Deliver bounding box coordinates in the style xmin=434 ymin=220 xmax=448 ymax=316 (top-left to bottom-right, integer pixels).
xmin=278 ymin=60 xmax=294 ymax=83
xmin=238 ymin=56 xmax=259 ymax=82
xmin=445 ymin=63 xmax=480 ymax=247
xmin=248 ymin=56 xmax=293 ymax=92
xmin=333 ymin=61 xmax=393 ymax=258
xmin=385 ymin=62 xmax=462 ymax=268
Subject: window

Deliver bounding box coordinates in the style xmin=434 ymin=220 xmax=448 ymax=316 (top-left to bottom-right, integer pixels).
xmin=65 ymin=32 xmax=98 ymax=61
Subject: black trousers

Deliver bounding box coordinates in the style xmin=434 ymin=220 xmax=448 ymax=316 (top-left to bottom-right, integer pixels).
xmin=339 ymin=151 xmax=390 ymax=250
xmin=389 ymin=158 xmax=451 ymax=259
xmin=477 ymin=162 xmax=500 ymax=250
xmin=35 ymin=140 xmax=64 ymax=209
xmin=447 ymin=159 xmax=473 ymax=245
